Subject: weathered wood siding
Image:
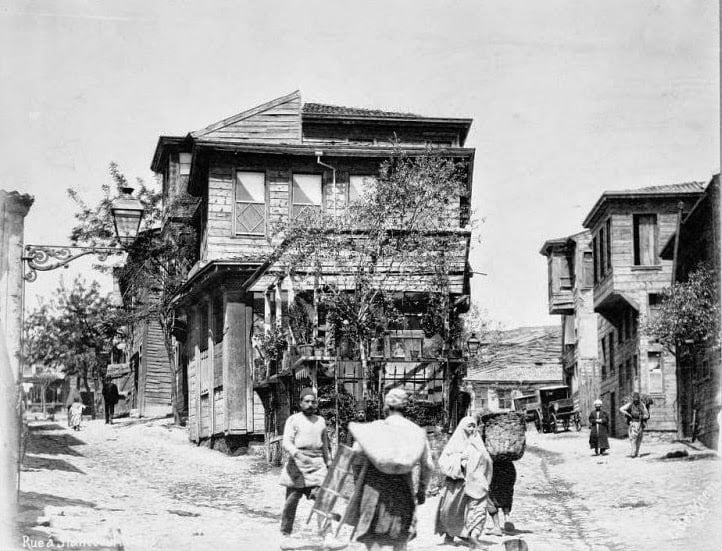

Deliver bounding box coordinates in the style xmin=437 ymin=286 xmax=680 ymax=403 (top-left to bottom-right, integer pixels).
xmin=194 ymin=92 xmax=301 ymax=144
xmin=202 ymin=154 xmax=466 ymax=268
xmin=138 ymin=320 xmax=172 ymax=417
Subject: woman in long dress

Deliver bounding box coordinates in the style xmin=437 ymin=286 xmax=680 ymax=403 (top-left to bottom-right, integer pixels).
xmin=435 ymin=416 xmax=494 ymax=548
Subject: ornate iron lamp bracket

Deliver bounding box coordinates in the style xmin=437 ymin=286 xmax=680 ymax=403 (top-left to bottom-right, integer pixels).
xmin=22 ymin=244 xmax=123 ymax=282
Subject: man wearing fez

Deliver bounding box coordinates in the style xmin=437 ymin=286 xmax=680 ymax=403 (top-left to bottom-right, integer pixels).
xmin=280 ymin=387 xmax=332 ymax=542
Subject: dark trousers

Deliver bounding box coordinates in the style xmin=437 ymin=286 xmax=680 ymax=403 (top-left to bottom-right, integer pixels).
xmin=105 ymin=401 xmax=115 ymax=423
xmin=280 ymin=486 xmax=315 ymax=535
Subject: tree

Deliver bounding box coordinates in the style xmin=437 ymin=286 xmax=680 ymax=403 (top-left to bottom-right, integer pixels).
xmin=24 ymin=277 xmax=124 ymax=398
xmin=68 ymin=163 xmax=197 ymax=424
xmin=645 ymin=263 xmax=720 ymax=352
xmin=270 ymin=148 xmax=472 ymax=408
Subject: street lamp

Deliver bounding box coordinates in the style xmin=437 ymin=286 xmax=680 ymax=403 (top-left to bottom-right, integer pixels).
xmin=466 ymin=332 xmax=481 ymax=357
xmin=23 ymin=187 xmax=144 ymax=281
xmin=111 ymin=187 xmax=145 ymax=246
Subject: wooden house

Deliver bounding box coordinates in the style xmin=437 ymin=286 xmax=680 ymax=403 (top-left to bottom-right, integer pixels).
xmin=465 ymin=326 xmax=563 ymax=416
xmin=149 ymin=91 xmax=476 ymax=447
xmin=582 ymin=182 xmax=706 ymax=436
xmin=540 ymin=230 xmax=600 ymax=424
xmin=659 ymin=175 xmax=721 ymax=447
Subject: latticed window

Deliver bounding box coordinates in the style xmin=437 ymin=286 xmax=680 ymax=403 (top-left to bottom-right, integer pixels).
xmin=292 ymin=174 xmax=322 ymax=218
xmin=235 ymin=171 xmax=266 ymax=235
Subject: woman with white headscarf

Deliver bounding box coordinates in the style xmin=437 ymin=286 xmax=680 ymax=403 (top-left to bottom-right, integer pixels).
xmin=589 ymin=399 xmax=610 ymax=456
xmin=435 ymin=416 xmax=493 ymax=548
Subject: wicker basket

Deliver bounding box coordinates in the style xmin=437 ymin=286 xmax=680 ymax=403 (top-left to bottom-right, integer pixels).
xmin=481 ymin=411 xmax=526 ymax=461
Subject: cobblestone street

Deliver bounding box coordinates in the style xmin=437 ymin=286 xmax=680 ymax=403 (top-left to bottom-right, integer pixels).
xmin=16 ymin=417 xmax=722 ymax=551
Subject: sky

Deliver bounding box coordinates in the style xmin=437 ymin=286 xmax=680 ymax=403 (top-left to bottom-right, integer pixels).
xmin=1 ymin=0 xmax=718 ymax=329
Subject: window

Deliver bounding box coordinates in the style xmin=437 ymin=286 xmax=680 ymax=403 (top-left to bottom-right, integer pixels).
xmin=619 ymin=315 xmax=625 ymax=344
xmin=349 ymin=175 xmax=374 ymax=204
xmin=598 ymin=228 xmax=607 ymax=279
xmin=476 ymin=387 xmax=488 ymax=410
xmin=582 ymin=252 xmax=594 ymax=288
xmin=179 ymin=152 xmax=192 ymax=176
xmin=497 ymin=388 xmax=513 ymax=410
xmin=648 ymin=352 xmax=663 ymax=393
xmin=605 ymin=218 xmax=612 ymax=272
xmin=292 ymin=174 xmax=323 ymax=218
xmin=559 ymin=256 xmax=572 ymax=291
xmin=625 ymin=358 xmax=631 ymax=382
xmin=601 ymin=336 xmax=607 ymax=379
xmin=633 ymin=214 xmax=658 ymax=266
xmin=648 ymin=294 xmax=663 ymax=324
xmin=592 ymin=237 xmax=598 ymax=284
xmin=633 ymin=354 xmax=639 ymax=379
xmin=625 ymin=308 xmax=633 ymax=340
xmin=235 ymin=172 xmax=266 ymax=235
xmin=608 ymin=331 xmax=615 ymax=375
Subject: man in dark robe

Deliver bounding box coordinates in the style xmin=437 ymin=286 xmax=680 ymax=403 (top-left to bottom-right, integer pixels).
xmin=589 ymin=399 xmax=610 ymax=455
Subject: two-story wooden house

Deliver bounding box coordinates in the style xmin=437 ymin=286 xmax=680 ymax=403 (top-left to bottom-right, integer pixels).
xmin=540 ymin=230 xmax=599 ymax=423
xmin=149 ymin=91 xmax=475 ymax=448
xmin=659 ymin=175 xmax=720 ymax=447
xmin=582 ymin=182 xmax=705 ymax=436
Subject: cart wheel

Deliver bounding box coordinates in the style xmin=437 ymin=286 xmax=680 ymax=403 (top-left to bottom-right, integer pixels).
xmin=574 ymin=415 xmax=582 ymax=431
xmin=551 ymin=414 xmax=558 ymax=433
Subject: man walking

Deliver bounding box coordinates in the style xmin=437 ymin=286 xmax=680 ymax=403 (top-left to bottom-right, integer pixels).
xmin=102 ymin=377 xmax=120 ymax=425
xmin=279 ymin=387 xmax=332 ymax=546
xmin=620 ymin=392 xmax=649 ymax=458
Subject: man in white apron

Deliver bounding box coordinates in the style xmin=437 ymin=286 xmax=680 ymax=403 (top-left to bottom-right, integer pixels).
xmin=279 ymin=388 xmax=332 ymax=542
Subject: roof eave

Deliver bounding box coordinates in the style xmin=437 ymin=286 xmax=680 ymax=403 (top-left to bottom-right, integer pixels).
xmin=150 ymin=135 xmax=191 ymax=173
xmin=583 ymin=190 xmax=705 ymax=229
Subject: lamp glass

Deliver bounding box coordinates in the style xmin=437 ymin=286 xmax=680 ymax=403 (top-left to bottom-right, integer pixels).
xmin=112 ymin=209 xmax=142 ymax=244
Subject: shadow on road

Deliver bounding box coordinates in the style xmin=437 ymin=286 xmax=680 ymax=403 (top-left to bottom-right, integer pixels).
xmin=25 ymin=431 xmax=86 ymax=457
xmin=22 ymin=454 xmax=86 ymax=474
xmin=28 ymin=423 xmax=67 ymax=432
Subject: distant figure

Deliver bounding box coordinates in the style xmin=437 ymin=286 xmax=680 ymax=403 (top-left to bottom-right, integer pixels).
xmin=279 ymin=388 xmax=332 ymax=546
xmin=620 ymin=392 xmax=649 ymax=458
xmin=68 ymin=398 xmax=86 ymax=431
xmin=435 ymin=416 xmax=493 ymax=548
xmin=64 ymin=387 xmax=82 ymax=427
xmin=588 ymin=399 xmax=610 ymax=456
xmin=102 ymin=377 xmax=120 ymax=425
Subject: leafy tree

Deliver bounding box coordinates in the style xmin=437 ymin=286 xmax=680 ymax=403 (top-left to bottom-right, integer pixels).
xmin=24 ymin=277 xmax=124 ymax=399
xmin=271 ymin=148 xmax=472 ymax=409
xmin=645 ymin=263 xmax=720 ymax=352
xmin=68 ymin=163 xmax=197 ymax=424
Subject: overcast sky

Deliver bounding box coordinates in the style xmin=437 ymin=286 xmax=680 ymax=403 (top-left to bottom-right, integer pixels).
xmin=1 ymin=0 xmax=718 ymax=328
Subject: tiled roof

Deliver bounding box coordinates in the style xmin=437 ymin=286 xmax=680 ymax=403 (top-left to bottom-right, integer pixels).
xmin=467 ymin=364 xmax=562 ymax=383
xmin=303 ymin=102 xmax=421 ymax=119
xmin=613 ymin=182 xmax=706 ymax=195
xmin=466 ymin=326 xmax=562 ymax=382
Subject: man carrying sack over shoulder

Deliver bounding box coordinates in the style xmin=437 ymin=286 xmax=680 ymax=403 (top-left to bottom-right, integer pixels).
xmin=279 ymin=387 xmax=332 ymax=544
xmin=620 ymin=392 xmax=650 ymax=458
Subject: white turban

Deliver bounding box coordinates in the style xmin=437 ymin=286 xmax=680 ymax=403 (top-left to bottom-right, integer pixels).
xmin=594 ymin=399 xmax=603 ymax=407
xmin=384 ymin=388 xmax=408 ymax=409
